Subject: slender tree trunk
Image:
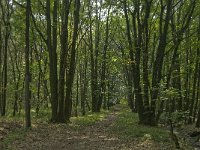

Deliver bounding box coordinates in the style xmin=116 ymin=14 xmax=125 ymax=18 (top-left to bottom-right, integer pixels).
xmin=24 ymin=0 xmax=31 ymax=128
xmin=8 ymin=41 xmax=20 ymax=116
xmin=88 ymin=2 xmax=98 ymax=112
xmin=1 ymin=1 xmax=11 ymax=116
xmin=81 ymin=44 xmax=88 ymax=115
xmin=46 ymin=0 xmax=58 ymax=122
xmin=0 ymin=18 xmax=2 ymax=115
xmin=123 ymin=0 xmax=135 ymax=109
xmin=98 ymin=4 xmax=111 ymax=111
xmin=65 ymin=0 xmax=80 ymax=122
xmin=196 ymin=65 xmax=200 ymax=127
xmin=57 ymin=0 xmax=70 ymax=123
xmin=75 ymin=68 xmax=79 ymax=117
xmin=151 ymin=0 xmax=172 ymax=124
xmin=184 ymin=35 xmax=191 ymax=111
xmin=189 ymin=18 xmax=200 ymax=123
xmin=194 ymin=64 xmax=200 ymax=122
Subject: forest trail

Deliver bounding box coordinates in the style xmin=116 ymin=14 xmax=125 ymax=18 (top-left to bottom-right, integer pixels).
xmin=9 ymin=113 xmax=123 ymax=150
xmin=2 ymin=105 xmax=175 ymax=150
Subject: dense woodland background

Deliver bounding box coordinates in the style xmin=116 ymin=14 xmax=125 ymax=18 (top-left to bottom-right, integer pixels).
xmin=0 ymin=0 xmax=200 ymax=132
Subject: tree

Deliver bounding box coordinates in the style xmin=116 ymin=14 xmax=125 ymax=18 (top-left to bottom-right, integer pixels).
xmin=65 ymin=0 xmax=81 ymax=122
xmin=0 ymin=0 xmax=200 ymax=128
xmin=24 ymin=0 xmax=31 ymax=128
xmin=0 ymin=0 xmax=11 ymax=116
xmin=122 ymin=0 xmax=196 ymax=125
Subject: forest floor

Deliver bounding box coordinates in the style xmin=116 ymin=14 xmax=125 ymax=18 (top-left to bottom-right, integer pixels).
xmin=0 ymin=104 xmax=194 ymax=150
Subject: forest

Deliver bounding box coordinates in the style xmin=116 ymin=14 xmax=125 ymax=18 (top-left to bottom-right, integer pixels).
xmin=0 ymin=0 xmax=200 ymax=149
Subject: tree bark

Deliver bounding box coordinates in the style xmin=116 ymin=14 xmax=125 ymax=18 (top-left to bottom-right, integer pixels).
xmin=57 ymin=0 xmax=70 ymax=123
xmin=46 ymin=0 xmax=58 ymax=122
xmin=24 ymin=0 xmax=31 ymax=128
xmin=65 ymin=0 xmax=80 ymax=122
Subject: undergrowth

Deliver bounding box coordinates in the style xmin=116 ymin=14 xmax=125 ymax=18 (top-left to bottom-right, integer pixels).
xmin=0 ymin=128 xmax=27 ymax=150
xmin=70 ymin=110 xmax=109 ymax=127
xmin=0 ymin=109 xmax=109 ymax=149
xmin=1 ymin=102 xmax=175 ymax=149
xmin=110 ymin=104 xmax=170 ymax=142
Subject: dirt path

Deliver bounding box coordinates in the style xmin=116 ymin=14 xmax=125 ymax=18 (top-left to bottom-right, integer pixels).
xmin=8 ymin=112 xmax=129 ymax=150
xmin=0 ymin=120 xmax=22 ymax=141
xmin=2 ymin=108 xmax=174 ymax=150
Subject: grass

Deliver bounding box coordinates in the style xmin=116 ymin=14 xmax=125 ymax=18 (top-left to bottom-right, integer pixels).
xmin=0 ymin=108 xmax=51 ymax=149
xmin=110 ymin=104 xmax=170 ymax=142
xmin=31 ymin=108 xmax=51 ymax=123
xmin=1 ymin=102 xmax=173 ymax=149
xmin=70 ymin=110 xmax=109 ymax=127
xmin=0 ymin=128 xmax=27 ymax=150
xmin=0 ymin=109 xmax=109 ymax=149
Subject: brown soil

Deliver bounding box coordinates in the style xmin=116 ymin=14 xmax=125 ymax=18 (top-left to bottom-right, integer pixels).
xmin=1 ymin=110 xmax=175 ymax=150
xmin=0 ymin=120 xmax=22 ymax=141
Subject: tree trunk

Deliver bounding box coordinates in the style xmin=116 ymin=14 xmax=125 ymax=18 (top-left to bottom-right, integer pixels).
xmin=57 ymin=0 xmax=70 ymax=123
xmin=24 ymin=0 xmax=31 ymax=128
xmin=98 ymin=4 xmax=111 ymax=112
xmin=151 ymin=0 xmax=172 ymax=124
xmin=64 ymin=0 xmax=80 ymax=122
xmin=46 ymin=0 xmax=58 ymax=122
